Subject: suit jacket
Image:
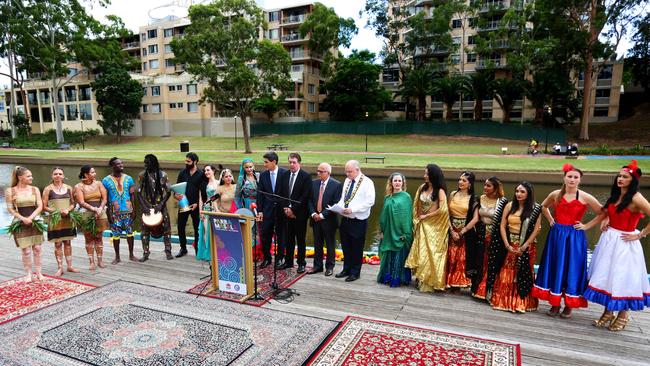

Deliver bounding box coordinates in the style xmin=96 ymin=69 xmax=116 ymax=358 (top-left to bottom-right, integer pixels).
xmin=308 ymin=178 xmax=342 ymax=227
xmin=257 ymin=167 xmax=288 ymax=218
xmin=279 ymin=168 xmax=311 ymax=219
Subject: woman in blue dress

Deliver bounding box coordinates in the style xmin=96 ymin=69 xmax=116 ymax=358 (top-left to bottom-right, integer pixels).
xmin=235 ymin=158 xmax=258 ymax=210
xmin=196 ymin=165 xmax=220 ymax=261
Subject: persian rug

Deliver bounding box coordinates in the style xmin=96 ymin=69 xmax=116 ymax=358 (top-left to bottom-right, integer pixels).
xmin=187 ymin=264 xmax=309 ymax=306
xmin=308 ymin=316 xmax=521 ymax=366
xmin=0 ymin=281 xmax=337 ymax=366
xmin=0 ymin=275 xmax=94 ymax=325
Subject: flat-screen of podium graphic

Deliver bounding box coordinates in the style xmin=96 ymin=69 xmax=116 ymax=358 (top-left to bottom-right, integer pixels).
xmin=210 ymin=215 xmax=248 ymax=295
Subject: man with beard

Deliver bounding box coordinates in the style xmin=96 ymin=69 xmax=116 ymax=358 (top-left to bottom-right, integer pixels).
xmin=102 ymin=157 xmax=137 ymax=263
xmin=174 ymin=152 xmax=205 ymax=258
xmin=137 ymin=154 xmax=173 ymax=261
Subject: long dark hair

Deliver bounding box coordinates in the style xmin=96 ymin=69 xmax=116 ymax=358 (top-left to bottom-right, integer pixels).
xmin=143 ymin=154 xmax=163 ymax=200
xmin=78 ymin=165 xmax=93 ymax=180
xmin=509 ymin=181 xmax=535 ymax=220
xmin=459 ymin=171 xmax=477 ymax=219
xmin=423 ymin=164 xmax=446 ymax=202
xmin=604 ymin=166 xmax=642 ymax=213
xmin=486 ymin=176 xmax=505 ymax=198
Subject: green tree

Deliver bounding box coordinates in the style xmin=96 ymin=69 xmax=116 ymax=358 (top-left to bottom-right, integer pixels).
xmin=299 ymin=2 xmax=357 ymax=76
xmin=322 ymin=50 xmax=391 ymax=121
xmin=4 ymin=0 xmax=129 ymax=144
xmin=92 ymin=63 xmax=144 ymax=143
xmin=171 ymin=0 xmax=292 ymax=153
xmin=493 ymin=77 xmax=526 ymax=124
xmin=467 ymin=71 xmax=495 ymax=121
xmin=627 ymin=13 xmax=650 ymax=92
xmin=395 ymin=67 xmax=434 ymax=121
xmin=252 ymin=95 xmax=286 ymax=123
xmin=430 ymin=74 xmax=468 ymax=122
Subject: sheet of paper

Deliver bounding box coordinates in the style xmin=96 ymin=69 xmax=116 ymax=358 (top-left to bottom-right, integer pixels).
xmin=327 ymin=203 xmax=353 ymax=218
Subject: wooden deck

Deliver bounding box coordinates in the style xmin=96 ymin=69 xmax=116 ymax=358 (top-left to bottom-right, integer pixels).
xmin=1 ymin=237 xmax=648 ymax=366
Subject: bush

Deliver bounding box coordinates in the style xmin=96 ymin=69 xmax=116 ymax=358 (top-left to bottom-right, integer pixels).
xmin=0 ymin=128 xmax=101 ymax=149
xmin=580 ymin=145 xmax=650 ymax=156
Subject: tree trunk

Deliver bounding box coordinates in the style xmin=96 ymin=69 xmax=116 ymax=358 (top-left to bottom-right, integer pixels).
xmin=7 ymin=48 xmax=18 ymax=138
xmin=52 ymin=76 xmax=64 ymax=143
xmin=117 ymin=120 xmax=121 ymax=144
xmin=534 ymin=107 xmax=544 ymax=124
xmin=418 ymin=95 xmax=426 ymax=121
xmin=242 ymin=112 xmax=252 ymax=154
xmin=445 ymin=102 xmax=453 ymax=122
xmin=474 ymin=99 xmax=483 ymax=121
xmin=579 ymin=0 xmax=599 ymax=141
xmin=503 ymin=105 xmax=512 ymax=124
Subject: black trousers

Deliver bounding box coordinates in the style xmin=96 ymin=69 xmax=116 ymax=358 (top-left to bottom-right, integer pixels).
xmin=260 ymin=207 xmax=284 ymax=262
xmin=312 ymin=220 xmax=337 ymax=270
xmin=177 ymin=208 xmax=199 ymax=250
xmin=284 ymin=217 xmax=307 ymax=266
xmin=339 ymin=217 xmax=367 ymax=276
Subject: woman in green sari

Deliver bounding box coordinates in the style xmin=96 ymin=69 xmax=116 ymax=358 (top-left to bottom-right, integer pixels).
xmin=377 ymin=172 xmax=413 ymax=287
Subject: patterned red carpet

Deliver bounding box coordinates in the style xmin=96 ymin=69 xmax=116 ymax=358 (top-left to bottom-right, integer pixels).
xmin=308 ymin=316 xmax=521 ymax=366
xmin=0 ymin=275 xmax=95 ymax=324
xmin=187 ymin=265 xmax=309 ymax=306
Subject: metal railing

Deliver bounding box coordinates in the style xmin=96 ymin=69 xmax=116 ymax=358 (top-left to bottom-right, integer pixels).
xmin=282 ymin=14 xmax=306 ymax=24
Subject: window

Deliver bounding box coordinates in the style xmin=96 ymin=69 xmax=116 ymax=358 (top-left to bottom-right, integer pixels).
xmin=147 ymin=29 xmax=157 ymax=39
xmin=165 ymin=59 xmax=174 ymax=68
xmin=482 ymin=110 xmax=493 ymax=119
xmin=268 ymin=11 xmax=279 ymax=22
xmin=142 ymin=48 xmax=147 ymax=56
xmin=467 ymin=53 xmax=477 ymax=63
xmin=164 ymin=28 xmax=173 ymax=37
xmin=40 ymin=90 xmax=50 ymax=104
xmin=79 ymin=103 xmax=92 ymax=119
xmin=149 ymin=60 xmax=159 ymax=69
xmin=65 ymin=87 xmax=77 ymax=102
xmin=168 ymin=85 xmax=176 ymax=92
xmin=27 ymin=91 xmax=37 ymax=105
xmin=268 ymin=28 xmax=279 ymax=39
xmin=56 ymin=105 xmax=65 ymax=120
xmin=452 ymin=36 xmax=461 ymax=45
xmin=594 ymin=107 xmax=609 ymax=117
xmin=57 ymin=89 xmax=65 ymax=103
xmin=67 ymin=68 xmax=78 ymax=77
xmin=66 ymin=104 xmax=77 ymax=120
xmin=187 ymin=84 xmax=197 ymax=95
xmin=468 ymin=17 xmax=477 ymax=27
xmin=598 ymin=65 xmax=613 ymax=80
xmin=142 ymin=62 xmax=148 ymax=71
xmin=142 ymin=87 xmax=147 ymax=96
xmin=595 ymin=89 xmax=610 ymax=98
xmin=451 ymin=54 xmax=461 ymax=64
xmin=148 ymin=44 xmax=158 ymax=54
xmin=509 ymin=110 xmax=522 ymax=119
xmin=291 ymin=64 xmax=304 ymax=72
xmin=41 ymin=107 xmax=52 ymax=122
xmin=79 ymin=86 xmax=92 ymax=101
xmin=151 ymin=103 xmax=161 ymax=113
xmin=151 ymin=86 xmax=160 ymax=96
xmin=177 ymin=102 xmax=183 ymax=108
xmin=176 ymin=85 xmax=183 ymax=91
xmin=382 ymin=68 xmax=399 ymax=83
xmin=140 ymin=32 xmax=146 ymax=41
xmin=308 ymin=102 xmax=316 ymax=113
xmin=467 ymin=36 xmax=476 ymax=45
xmin=187 ymin=102 xmax=199 ymax=112
xmin=308 ymin=84 xmax=316 ymax=94
xmin=142 ymin=104 xmax=148 ymax=113
xmin=452 ymin=19 xmax=462 ymax=28
xmin=164 ymin=44 xmax=172 ymax=53
xmin=169 ymin=103 xmax=177 ymax=109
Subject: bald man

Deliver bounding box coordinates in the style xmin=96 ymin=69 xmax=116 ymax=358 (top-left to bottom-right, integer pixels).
xmin=334 ymin=160 xmax=375 ymax=282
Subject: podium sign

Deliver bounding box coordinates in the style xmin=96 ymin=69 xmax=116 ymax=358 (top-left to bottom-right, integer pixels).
xmin=210 ymin=216 xmax=247 ymax=295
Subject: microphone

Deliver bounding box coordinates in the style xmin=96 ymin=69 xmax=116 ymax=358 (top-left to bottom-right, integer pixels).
xmin=205 ymin=192 xmax=221 ymax=204
xmin=251 ymin=202 xmax=258 ymax=216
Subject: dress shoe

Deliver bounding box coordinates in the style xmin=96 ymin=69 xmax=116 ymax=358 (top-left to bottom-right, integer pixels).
xmin=324 ymin=269 xmax=333 ymax=276
xmin=138 ymin=253 xmax=149 ymax=263
xmin=335 ymin=271 xmax=350 ymax=278
xmin=259 ymin=259 xmax=271 ymax=269
xmin=175 ymin=248 xmax=188 ymax=258
xmin=297 ymin=265 xmax=306 ymax=274
xmin=166 ymin=251 xmax=174 ymax=260
xmin=308 ymin=268 xmax=323 ymax=275
xmin=274 ymin=259 xmax=286 ymax=270
xmin=345 ymin=275 xmax=359 ymax=282
xmin=281 ymin=262 xmax=294 ymax=270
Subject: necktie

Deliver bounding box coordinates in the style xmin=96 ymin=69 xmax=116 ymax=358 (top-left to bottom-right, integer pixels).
xmin=344 ymin=179 xmax=355 ymax=208
xmin=271 ymin=171 xmax=276 ymax=192
xmin=317 ymin=181 xmax=325 ymax=213
xmin=289 ymin=172 xmax=296 ymax=196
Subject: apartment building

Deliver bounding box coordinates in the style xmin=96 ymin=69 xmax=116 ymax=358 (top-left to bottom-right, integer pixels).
xmin=384 ymin=0 xmax=623 ymax=123
xmin=3 ymin=1 xmax=327 ymax=137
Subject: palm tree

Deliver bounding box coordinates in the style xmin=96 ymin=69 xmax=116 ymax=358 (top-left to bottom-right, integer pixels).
xmin=395 ymin=67 xmax=433 ymax=121
xmin=467 ymin=71 xmax=495 ymax=121
xmin=493 ymin=78 xmax=526 ymax=124
xmin=431 ymin=73 xmax=468 ymax=122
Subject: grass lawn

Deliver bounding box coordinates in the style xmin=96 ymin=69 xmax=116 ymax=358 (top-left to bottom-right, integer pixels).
xmin=0 ymin=134 xmax=639 ymax=173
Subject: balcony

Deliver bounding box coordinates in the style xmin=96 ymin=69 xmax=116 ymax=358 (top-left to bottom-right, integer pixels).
xmin=415 ymin=0 xmax=434 ymax=5
xmin=488 ymin=39 xmax=512 ymax=49
xmin=122 ymin=41 xmax=140 ymax=50
xmin=478 ymin=1 xmax=507 ymax=13
xmin=290 ymin=71 xmax=303 ymax=82
xmin=414 ymin=46 xmax=450 ymax=57
xmin=290 ymin=51 xmax=323 ymax=61
xmin=281 ymin=33 xmax=306 ymax=44
xmin=597 ymin=79 xmax=612 ymax=87
xmin=475 ymin=58 xmax=507 ymax=69
xmin=595 ymin=97 xmax=610 ymax=105
xmin=175 ymin=64 xmax=186 ymax=72
xmin=282 ymin=14 xmax=306 ymax=26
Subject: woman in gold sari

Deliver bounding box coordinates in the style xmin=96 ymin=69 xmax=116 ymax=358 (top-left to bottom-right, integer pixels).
xmin=405 ymin=164 xmax=450 ymax=292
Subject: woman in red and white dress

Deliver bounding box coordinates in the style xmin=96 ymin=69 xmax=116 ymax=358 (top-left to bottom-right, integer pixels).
xmin=584 ymin=160 xmax=650 ymax=331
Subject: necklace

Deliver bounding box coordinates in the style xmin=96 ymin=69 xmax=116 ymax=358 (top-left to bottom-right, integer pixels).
xmin=344 ymin=175 xmax=364 ymax=206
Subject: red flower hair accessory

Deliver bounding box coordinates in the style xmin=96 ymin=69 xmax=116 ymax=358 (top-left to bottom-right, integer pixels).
xmin=623 ymin=160 xmax=641 ymax=180
xmin=562 ymin=163 xmax=574 ymax=173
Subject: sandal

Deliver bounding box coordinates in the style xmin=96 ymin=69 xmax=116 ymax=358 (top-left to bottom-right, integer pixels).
xmin=560 ymin=307 xmax=572 ymax=319
xmin=546 ymin=306 xmax=560 ymax=317
xmin=608 ymin=315 xmax=629 ymax=332
xmin=593 ymin=312 xmax=615 ymax=327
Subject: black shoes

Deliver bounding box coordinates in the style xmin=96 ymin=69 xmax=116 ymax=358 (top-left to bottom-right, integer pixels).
xmin=335 ymin=271 xmax=349 ymax=278
xmin=297 ymin=265 xmax=306 ymax=274
xmin=345 ymin=275 xmax=359 ymax=282
xmin=308 ymin=268 xmax=323 ymax=275
xmin=259 ymin=259 xmax=271 ymax=269
xmin=175 ymin=248 xmax=188 ymax=258
xmin=139 ymin=253 xmax=150 ymax=263
xmin=275 ymin=259 xmax=286 ymax=270
xmin=324 ymin=269 xmax=333 ymax=276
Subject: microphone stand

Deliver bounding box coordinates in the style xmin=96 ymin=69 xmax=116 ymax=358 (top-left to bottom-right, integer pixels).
xmin=251 ymin=205 xmax=262 ymax=301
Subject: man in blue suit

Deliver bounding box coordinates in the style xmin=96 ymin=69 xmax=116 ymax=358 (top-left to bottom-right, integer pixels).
xmin=256 ymin=151 xmax=288 ymax=269
xmin=307 ymin=162 xmax=342 ymax=276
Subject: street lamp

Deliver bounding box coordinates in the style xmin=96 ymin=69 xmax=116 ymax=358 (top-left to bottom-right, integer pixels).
xmin=365 ymin=111 xmax=369 ymax=152
xmin=234 ymin=113 xmax=238 ymax=150
xmin=80 ymin=119 xmax=85 ymax=150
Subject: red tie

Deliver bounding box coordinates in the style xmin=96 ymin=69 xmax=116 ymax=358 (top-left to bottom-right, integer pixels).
xmin=317 ymin=181 xmax=325 ymax=213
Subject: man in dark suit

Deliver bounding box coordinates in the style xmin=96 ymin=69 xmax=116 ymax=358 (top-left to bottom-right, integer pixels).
xmin=280 ymin=153 xmax=312 ymax=273
xmin=256 ymin=151 xmax=288 ymax=269
xmin=307 ymin=162 xmax=342 ymax=276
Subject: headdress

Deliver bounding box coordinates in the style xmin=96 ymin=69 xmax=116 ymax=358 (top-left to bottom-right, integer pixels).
xmin=622 ymin=160 xmax=641 ymax=180
xmin=562 ymin=163 xmax=574 ymax=173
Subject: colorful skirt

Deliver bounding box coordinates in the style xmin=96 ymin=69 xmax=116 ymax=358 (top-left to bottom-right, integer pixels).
xmin=377 ymin=244 xmax=412 ymax=287
xmin=532 ymin=224 xmax=588 ymax=308
xmin=472 ymin=229 xmax=491 ymax=299
xmin=446 ymin=218 xmax=472 ymax=288
xmin=584 ymin=227 xmax=650 ymax=311
xmin=490 ymin=234 xmax=538 ymax=313
xmin=196 ymin=209 xmax=213 ymax=261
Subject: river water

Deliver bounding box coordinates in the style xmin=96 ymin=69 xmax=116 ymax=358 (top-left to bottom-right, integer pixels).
xmin=1 ymin=163 xmax=648 ymax=271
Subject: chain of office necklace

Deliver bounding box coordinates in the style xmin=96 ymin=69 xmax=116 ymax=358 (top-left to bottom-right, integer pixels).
xmin=344 ymin=175 xmax=364 ymax=206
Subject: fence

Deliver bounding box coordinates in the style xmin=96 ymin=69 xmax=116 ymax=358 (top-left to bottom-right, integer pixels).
xmin=250 ymin=120 xmax=566 ymax=144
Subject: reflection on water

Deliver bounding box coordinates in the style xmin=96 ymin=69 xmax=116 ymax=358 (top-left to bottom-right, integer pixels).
xmin=1 ymin=163 xmax=648 ymax=271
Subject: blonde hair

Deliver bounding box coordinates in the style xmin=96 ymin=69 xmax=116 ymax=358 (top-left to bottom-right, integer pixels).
xmin=219 ymin=169 xmax=234 ymax=185
xmin=11 ymin=166 xmax=30 ymax=187
xmin=385 ymin=172 xmax=406 ymax=196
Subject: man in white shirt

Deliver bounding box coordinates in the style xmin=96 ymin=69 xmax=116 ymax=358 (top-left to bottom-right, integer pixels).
xmin=334 ymin=160 xmax=375 ymax=282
